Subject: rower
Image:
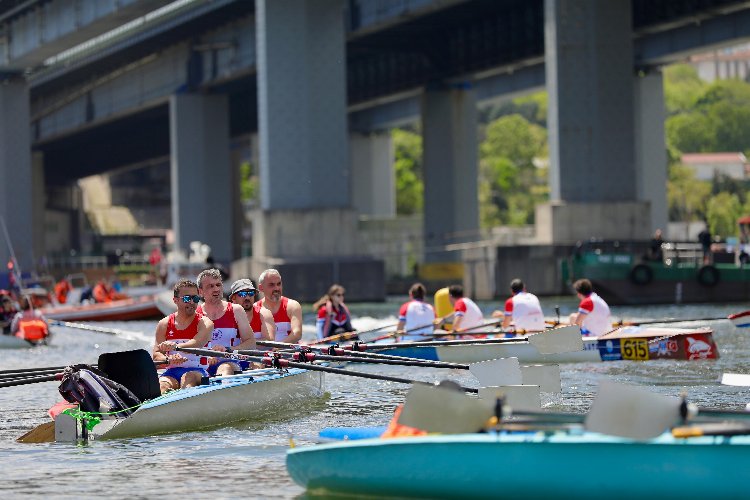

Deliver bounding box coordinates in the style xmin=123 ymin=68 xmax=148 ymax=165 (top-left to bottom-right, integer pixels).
xmin=153 ymin=279 xmax=214 ymax=393
xmin=197 ymin=268 xmax=256 ymax=376
xmin=229 ymin=278 xmax=275 ymax=342
xmin=570 ymin=278 xmax=612 ymax=336
xmin=396 ymin=283 xmax=435 ymax=341
xmin=493 ymin=278 xmax=545 ymax=335
xmin=443 ymin=284 xmax=484 ymax=334
xmin=257 ymin=268 xmax=303 ymax=344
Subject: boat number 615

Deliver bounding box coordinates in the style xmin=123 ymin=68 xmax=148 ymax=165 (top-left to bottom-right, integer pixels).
xmin=621 ymin=339 xmax=648 ymax=360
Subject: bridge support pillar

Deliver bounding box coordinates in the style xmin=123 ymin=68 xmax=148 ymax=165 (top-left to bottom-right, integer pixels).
xmin=635 ymin=71 xmax=668 ymax=234
xmin=0 ymin=78 xmax=35 ymax=271
xmin=539 ymin=0 xmax=650 ymax=243
xmin=350 ymin=132 xmax=395 ymax=218
xmin=169 ymin=93 xmax=235 ymax=264
xmin=422 ymin=87 xmax=479 ymax=262
xmin=254 ymin=0 xmax=360 ymax=259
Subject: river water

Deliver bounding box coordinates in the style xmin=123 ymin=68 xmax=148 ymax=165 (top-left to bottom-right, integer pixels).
xmin=1 ymin=297 xmax=749 ymax=498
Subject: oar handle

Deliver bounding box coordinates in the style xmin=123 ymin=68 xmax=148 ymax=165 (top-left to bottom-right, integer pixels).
xmin=236 ymin=348 xmax=470 ymax=370
xmin=176 ymin=347 xmax=478 ymax=393
xmin=0 ymin=373 xmax=61 ymax=388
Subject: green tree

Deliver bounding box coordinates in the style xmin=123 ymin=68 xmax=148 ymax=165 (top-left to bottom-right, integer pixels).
xmin=706 ymin=192 xmax=741 ymax=239
xmin=392 ymin=128 xmax=423 ymax=215
xmin=239 ymin=161 xmax=258 ymax=204
xmin=663 ymin=64 xmax=706 ymax=114
xmin=667 ymin=164 xmax=711 ymax=223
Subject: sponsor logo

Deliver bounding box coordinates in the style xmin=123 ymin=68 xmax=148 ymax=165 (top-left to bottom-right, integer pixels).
xmin=685 ymin=336 xmax=713 ymax=360
xmin=212 ymin=329 xmax=221 ymax=340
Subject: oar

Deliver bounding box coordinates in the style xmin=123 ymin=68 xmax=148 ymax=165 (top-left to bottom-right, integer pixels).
xmin=614 ymin=310 xmax=750 ymax=327
xmin=49 ymin=320 xmax=145 ymax=339
xmin=369 ymin=325 xmax=584 ymax=355
xmin=307 ymin=322 xmax=400 ymax=346
xmin=0 ymin=373 xmax=62 ymax=388
xmin=721 ymin=373 xmax=750 ymax=387
xmin=0 ymin=368 xmax=64 ymax=381
xmin=454 ymin=319 xmax=503 ymax=334
xmin=175 ymin=346 xmax=480 ymax=393
xmin=0 ymin=364 xmax=72 ymax=376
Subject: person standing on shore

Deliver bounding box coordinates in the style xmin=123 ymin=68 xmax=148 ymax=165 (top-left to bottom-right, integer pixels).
xmin=570 ymin=278 xmax=612 ymax=337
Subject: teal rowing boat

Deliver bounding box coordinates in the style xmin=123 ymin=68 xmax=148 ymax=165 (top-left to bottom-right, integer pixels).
xmin=287 ymin=432 xmax=750 ymax=498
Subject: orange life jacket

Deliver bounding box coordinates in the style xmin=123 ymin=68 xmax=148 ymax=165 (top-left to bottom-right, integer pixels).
xmin=16 ymin=318 xmax=49 ymax=341
xmin=380 ymin=404 xmax=428 ymax=439
xmin=54 ymin=280 xmax=71 ymax=304
xmin=93 ymin=283 xmax=112 ymax=303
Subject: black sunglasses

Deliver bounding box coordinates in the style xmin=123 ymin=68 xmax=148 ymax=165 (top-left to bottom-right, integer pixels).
xmin=236 ymin=290 xmax=255 ymax=298
xmin=179 ymin=294 xmax=201 ymax=304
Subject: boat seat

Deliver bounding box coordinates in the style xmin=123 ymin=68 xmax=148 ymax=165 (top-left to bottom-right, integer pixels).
xmin=98 ymin=349 xmax=162 ymax=402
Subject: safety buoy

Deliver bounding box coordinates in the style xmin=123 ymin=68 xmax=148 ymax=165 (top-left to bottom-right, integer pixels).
xmin=696 ymin=265 xmax=720 ymax=287
xmin=628 ymin=264 xmax=653 ymax=286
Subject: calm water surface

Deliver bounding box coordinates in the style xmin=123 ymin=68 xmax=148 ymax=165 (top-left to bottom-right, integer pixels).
xmin=1 ymin=297 xmax=749 ymax=498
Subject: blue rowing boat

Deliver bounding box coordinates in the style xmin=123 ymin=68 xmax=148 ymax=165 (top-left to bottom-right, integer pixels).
xmin=287 ymin=431 xmax=750 ymax=498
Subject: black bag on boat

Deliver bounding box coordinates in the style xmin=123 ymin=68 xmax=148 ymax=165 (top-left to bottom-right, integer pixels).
xmin=58 ymin=364 xmax=141 ymax=417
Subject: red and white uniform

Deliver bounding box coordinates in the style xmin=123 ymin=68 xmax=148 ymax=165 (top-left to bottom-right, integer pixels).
xmin=398 ymin=299 xmax=435 ymax=341
xmin=164 ymin=313 xmax=209 ymax=369
xmin=504 ymin=292 xmax=545 ymax=332
xmin=250 ymin=302 xmax=264 ymax=339
xmin=198 ymin=302 xmax=241 ymax=350
xmin=262 ymin=296 xmax=293 ymax=342
xmin=454 ymin=297 xmax=484 ymax=332
xmin=577 ymin=293 xmax=612 ymax=336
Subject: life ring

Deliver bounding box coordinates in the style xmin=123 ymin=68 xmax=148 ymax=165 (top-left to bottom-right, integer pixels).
xmin=697 ymin=265 xmax=720 ymax=287
xmin=629 ymin=264 xmax=653 ymax=286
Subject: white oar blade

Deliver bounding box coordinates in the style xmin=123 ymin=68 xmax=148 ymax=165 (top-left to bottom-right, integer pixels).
xmin=721 ymin=373 xmax=750 ymax=387
xmin=521 ymin=364 xmax=561 ymax=393
xmin=527 ymin=325 xmax=583 ymax=354
xmin=478 ymin=385 xmax=541 ymax=410
xmin=398 ymin=383 xmax=493 ymax=433
xmin=358 ymin=329 xmax=393 ymax=343
xmin=585 ymin=380 xmax=681 ymax=440
xmin=469 ymin=357 xmax=521 ymax=387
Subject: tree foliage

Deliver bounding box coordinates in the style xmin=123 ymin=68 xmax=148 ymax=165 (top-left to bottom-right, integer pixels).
xmin=392 ymin=128 xmax=423 ymax=215
xmin=706 ymin=192 xmax=742 ymax=239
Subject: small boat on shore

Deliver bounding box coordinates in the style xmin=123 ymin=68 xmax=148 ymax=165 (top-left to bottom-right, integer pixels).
xmin=372 ymin=326 xmax=718 ymax=364
xmin=287 ymin=431 xmax=750 ymax=499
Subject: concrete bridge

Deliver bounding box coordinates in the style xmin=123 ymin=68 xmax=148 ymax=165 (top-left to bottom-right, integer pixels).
xmin=1 ymin=0 xmax=749 ymax=295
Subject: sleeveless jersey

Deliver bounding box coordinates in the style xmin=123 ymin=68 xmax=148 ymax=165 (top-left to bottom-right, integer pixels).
xmin=504 ymin=292 xmax=545 ymax=332
xmin=251 ymin=302 xmax=264 ymax=340
xmin=454 ymin=297 xmax=484 ymax=332
xmin=199 ymin=302 xmax=241 ymax=349
xmin=165 ymin=313 xmax=209 ymax=369
xmin=398 ymin=300 xmax=435 ymax=341
xmin=578 ymin=293 xmax=612 ymax=336
xmin=262 ymin=296 xmax=292 ymax=342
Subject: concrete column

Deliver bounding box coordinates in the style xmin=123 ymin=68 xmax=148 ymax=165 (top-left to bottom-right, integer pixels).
xmin=254 ymin=0 xmax=361 ymax=259
xmin=32 ymin=152 xmax=46 ymax=266
xmin=0 ymin=78 xmax=34 ymax=271
xmin=538 ymin=0 xmax=650 ymax=243
xmin=170 ymin=93 xmax=234 ymax=264
xmin=350 ymin=132 xmax=395 ymax=218
xmin=634 ymin=71 xmax=668 ymax=234
xmin=422 ymin=87 xmax=479 ymax=262
xmin=256 ymin=0 xmax=348 ymax=210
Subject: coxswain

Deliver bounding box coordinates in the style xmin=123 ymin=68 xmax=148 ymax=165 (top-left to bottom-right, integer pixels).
xmin=313 ymin=284 xmax=355 ymax=340
xmin=197 ymin=268 xmax=256 ymax=376
xmin=570 ymin=278 xmax=612 ymax=336
xmin=154 ymin=279 xmax=214 ymax=393
xmin=257 ymin=269 xmax=303 ymax=344
xmin=493 ymin=278 xmax=545 ymax=335
xmin=396 ymin=283 xmax=435 ymax=341
xmin=444 ymin=284 xmax=484 ymax=334
xmin=228 ymin=278 xmax=274 ymax=342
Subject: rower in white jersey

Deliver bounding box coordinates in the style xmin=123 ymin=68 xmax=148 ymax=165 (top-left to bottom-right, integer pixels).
xmin=445 ymin=284 xmax=485 ymax=333
xmin=494 ymin=278 xmax=545 ymax=334
xmin=196 ymin=268 xmax=256 ymax=376
xmin=570 ymin=278 xmax=612 ymax=336
xmin=396 ymin=282 xmax=436 ymax=341
xmin=257 ymin=268 xmax=302 ymax=344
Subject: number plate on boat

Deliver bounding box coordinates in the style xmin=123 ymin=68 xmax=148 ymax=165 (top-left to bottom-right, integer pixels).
xmin=621 ymin=338 xmax=649 ymax=360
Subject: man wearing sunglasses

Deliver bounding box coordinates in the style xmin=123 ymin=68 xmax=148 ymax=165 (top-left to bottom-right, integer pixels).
xmin=229 ymin=278 xmax=275 ymax=342
xmin=197 ymin=268 xmax=256 ymax=376
xmin=257 ymin=268 xmax=302 ymax=344
xmin=153 ymin=279 xmax=215 ymax=393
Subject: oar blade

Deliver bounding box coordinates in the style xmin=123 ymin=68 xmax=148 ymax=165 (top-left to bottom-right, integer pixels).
xmin=358 ymin=329 xmax=396 ymax=343
xmin=721 ymin=373 xmax=750 ymax=387
xmin=520 ymin=364 xmax=561 ymax=393
xmin=469 ymin=357 xmax=521 ymax=387
xmin=478 ymin=385 xmax=541 ymax=410
xmin=527 ymin=325 xmax=583 ymax=354
xmin=398 ymin=383 xmax=493 ymax=433
xmin=584 ymin=380 xmax=681 ymax=440
xmin=17 ymin=421 xmax=56 ymax=444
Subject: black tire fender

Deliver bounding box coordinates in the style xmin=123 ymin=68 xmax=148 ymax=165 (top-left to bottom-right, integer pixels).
xmin=629 ymin=264 xmax=653 ymax=286
xmin=697 ymin=265 xmax=720 ymax=287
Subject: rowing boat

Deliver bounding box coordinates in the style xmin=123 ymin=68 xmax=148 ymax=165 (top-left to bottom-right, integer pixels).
xmin=372 ymin=326 xmax=718 ymax=364
xmin=39 ymin=294 xmax=163 ymax=322
xmin=45 ymin=349 xmax=326 ymax=441
xmin=287 ymin=431 xmax=750 ymax=498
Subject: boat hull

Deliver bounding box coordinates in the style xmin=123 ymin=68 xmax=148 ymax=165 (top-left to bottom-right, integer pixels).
xmin=41 ymin=295 xmax=162 ymax=322
xmin=62 ymin=368 xmax=325 ymax=440
xmin=373 ymin=328 xmax=718 ymax=364
xmin=287 ymin=432 xmax=750 ymax=498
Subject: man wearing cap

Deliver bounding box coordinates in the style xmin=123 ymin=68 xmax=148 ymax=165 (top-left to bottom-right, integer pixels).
xmin=257 ymin=268 xmax=302 ymax=344
xmin=196 ymin=268 xmax=255 ymax=376
xmin=229 ymin=278 xmax=275 ymax=342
